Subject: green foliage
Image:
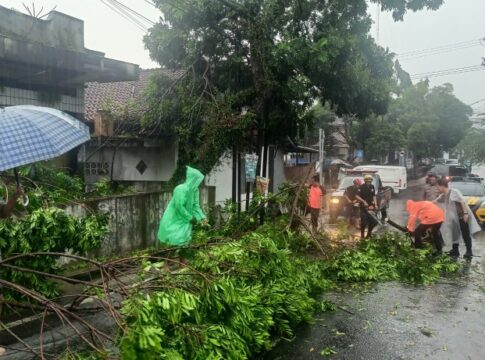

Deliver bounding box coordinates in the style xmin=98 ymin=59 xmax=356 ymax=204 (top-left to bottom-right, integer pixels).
xmin=91 ymin=179 xmax=135 ymax=197
xmin=454 ymin=127 xmax=485 ymax=165
xmin=323 ymin=232 xmax=459 ymax=285
xmin=365 ymin=119 xmax=406 ymax=161
xmin=0 ymin=208 xmax=107 ymax=300
xmin=141 ymin=0 xmax=441 ymax=179
xmin=321 ymin=347 xmax=338 ymax=357
xmin=386 ymin=81 xmax=472 ymax=159
xmin=118 ymin=226 xmax=329 ymax=359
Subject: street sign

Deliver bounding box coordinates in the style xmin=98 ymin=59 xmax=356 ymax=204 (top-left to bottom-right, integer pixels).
xmin=356 ymin=150 xmax=364 ymax=159
xmin=245 ymin=153 xmax=259 ymax=183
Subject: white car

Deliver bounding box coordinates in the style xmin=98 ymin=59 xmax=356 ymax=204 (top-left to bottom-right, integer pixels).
xmin=353 ymin=165 xmax=407 ymax=195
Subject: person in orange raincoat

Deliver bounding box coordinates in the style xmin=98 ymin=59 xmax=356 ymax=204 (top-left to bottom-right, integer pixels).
xmin=307 ymin=174 xmax=326 ymax=233
xmin=406 ymin=200 xmax=445 ymax=252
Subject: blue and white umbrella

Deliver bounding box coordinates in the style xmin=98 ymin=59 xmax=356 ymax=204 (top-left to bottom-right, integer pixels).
xmin=0 ymin=105 xmax=90 ymax=172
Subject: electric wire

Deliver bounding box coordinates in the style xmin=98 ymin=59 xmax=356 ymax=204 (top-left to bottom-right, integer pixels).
xmin=100 ymin=0 xmax=148 ymax=31
xmin=105 ymin=0 xmax=151 ymax=30
xmin=410 ymin=65 xmax=485 ymax=79
xmin=469 ymin=98 xmax=485 ymax=107
xmin=100 ymin=0 xmax=159 ymax=32
xmin=108 ymin=0 xmax=155 ymax=25
xmin=397 ymin=38 xmax=485 ymax=61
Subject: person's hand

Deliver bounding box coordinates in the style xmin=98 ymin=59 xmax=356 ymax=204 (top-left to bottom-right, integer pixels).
xmin=463 ymin=214 xmax=469 ymax=223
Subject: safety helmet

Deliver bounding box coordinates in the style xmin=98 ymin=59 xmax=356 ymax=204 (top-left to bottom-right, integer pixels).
xmin=353 ymin=178 xmax=363 ymax=185
xmin=363 ymin=174 xmax=373 ymax=182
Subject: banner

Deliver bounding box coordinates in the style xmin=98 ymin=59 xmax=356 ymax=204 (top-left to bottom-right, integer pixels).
xmin=245 ymin=153 xmax=259 ymax=183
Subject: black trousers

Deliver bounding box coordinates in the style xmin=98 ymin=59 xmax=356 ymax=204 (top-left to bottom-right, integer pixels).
xmin=360 ymin=210 xmax=378 ymax=238
xmin=308 ymin=207 xmax=320 ymax=231
xmin=414 ymin=222 xmax=443 ymax=251
xmin=459 ymin=219 xmax=473 ymax=249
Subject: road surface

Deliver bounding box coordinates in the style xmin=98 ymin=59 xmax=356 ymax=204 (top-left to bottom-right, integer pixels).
xmin=265 ymin=182 xmax=485 ymax=360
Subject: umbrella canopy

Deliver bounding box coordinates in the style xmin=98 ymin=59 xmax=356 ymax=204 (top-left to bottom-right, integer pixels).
xmin=0 ymin=106 xmax=90 ymax=172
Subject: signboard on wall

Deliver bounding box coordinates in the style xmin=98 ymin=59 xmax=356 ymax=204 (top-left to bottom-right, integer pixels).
xmin=245 ymin=153 xmax=259 ymax=183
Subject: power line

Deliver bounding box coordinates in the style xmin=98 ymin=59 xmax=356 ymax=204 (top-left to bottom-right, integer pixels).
xmin=100 ymin=0 xmax=148 ymax=32
xmin=469 ymin=98 xmax=485 ymax=107
xmin=397 ymin=37 xmax=485 ymax=60
xmin=410 ymin=64 xmax=485 ymax=79
xmin=109 ymin=0 xmax=155 ymax=26
xmin=100 ymin=0 xmax=158 ymax=32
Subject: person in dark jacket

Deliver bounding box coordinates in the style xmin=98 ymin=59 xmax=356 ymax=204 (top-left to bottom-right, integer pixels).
xmin=344 ymin=178 xmax=363 ymax=228
xmin=356 ymin=175 xmax=378 ymax=238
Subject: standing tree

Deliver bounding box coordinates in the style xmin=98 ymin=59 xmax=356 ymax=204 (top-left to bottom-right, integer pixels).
xmin=455 ymin=128 xmax=485 ymax=166
xmin=142 ymin=0 xmax=444 ymax=179
xmin=386 ymin=81 xmax=471 ymax=160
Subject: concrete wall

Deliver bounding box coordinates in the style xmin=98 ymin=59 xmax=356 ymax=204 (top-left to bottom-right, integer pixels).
xmin=65 ymin=189 xmax=212 ymax=257
xmin=0 ymin=6 xmax=85 ymax=51
xmin=206 ymin=151 xmax=234 ymax=205
xmin=66 ymin=192 xmax=170 ymax=257
xmin=272 ymin=148 xmax=287 ymax=191
xmin=80 ymin=141 xmax=178 ymax=186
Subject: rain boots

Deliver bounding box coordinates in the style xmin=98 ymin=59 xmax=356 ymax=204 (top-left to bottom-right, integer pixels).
xmin=448 ymin=244 xmax=459 ymax=258
xmin=463 ymin=237 xmax=473 ymax=259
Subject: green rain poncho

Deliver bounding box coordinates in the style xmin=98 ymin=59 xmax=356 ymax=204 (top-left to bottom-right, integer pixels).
xmin=157 ymin=166 xmax=206 ymax=246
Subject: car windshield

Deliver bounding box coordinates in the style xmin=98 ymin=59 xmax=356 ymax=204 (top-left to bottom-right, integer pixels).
xmin=449 ymin=166 xmax=468 ymax=176
xmin=450 ymin=183 xmax=485 ymax=197
xmin=338 ymin=176 xmax=376 ymax=189
xmin=430 ymin=165 xmax=449 ymax=176
xmin=430 ymin=165 xmax=468 ymax=177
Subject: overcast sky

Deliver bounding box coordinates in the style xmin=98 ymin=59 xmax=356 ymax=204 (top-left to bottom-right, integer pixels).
xmin=1 ymin=0 xmax=484 ymax=112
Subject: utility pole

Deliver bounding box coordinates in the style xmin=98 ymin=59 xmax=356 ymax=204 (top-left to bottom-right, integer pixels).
xmin=319 ymin=129 xmax=325 ymax=186
xmin=376 ymin=1 xmax=380 ymax=44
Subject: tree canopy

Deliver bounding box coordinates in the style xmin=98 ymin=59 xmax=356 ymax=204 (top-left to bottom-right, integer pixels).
xmin=142 ymin=0 xmax=443 ymax=178
xmin=455 ymin=127 xmax=485 ymax=165
xmin=387 ymin=81 xmax=472 ymax=159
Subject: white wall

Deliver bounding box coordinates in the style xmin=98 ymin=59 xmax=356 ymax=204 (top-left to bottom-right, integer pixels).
xmin=206 ymin=148 xmax=287 ymax=206
xmin=272 ymin=149 xmax=286 ymax=191
xmin=81 ymin=141 xmax=177 ymax=184
xmin=206 ymin=151 xmax=233 ymax=205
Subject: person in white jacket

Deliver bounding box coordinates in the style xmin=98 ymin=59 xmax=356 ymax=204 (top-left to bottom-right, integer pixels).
xmin=436 ymin=178 xmax=481 ymax=259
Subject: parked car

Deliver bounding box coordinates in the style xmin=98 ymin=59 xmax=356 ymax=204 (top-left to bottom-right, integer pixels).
xmin=449 ymin=176 xmax=483 ymax=184
xmin=329 ymin=170 xmax=392 ymax=223
xmin=353 ymin=165 xmax=407 ymax=195
xmin=429 ymin=164 xmax=468 ymax=181
xmin=445 ymin=159 xmax=460 ymax=165
xmin=449 ymin=181 xmax=485 ymax=229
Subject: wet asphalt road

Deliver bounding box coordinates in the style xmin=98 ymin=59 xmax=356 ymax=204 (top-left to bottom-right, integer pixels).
xmin=265 ymin=182 xmax=485 ymax=360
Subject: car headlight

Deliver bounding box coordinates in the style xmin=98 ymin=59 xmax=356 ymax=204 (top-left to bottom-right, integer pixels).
xmin=331 ymin=198 xmax=340 ymax=204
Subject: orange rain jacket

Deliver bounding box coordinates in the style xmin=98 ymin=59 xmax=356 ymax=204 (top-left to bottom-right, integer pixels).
xmin=308 ymin=185 xmax=325 ymax=209
xmin=406 ymin=200 xmax=445 ymax=232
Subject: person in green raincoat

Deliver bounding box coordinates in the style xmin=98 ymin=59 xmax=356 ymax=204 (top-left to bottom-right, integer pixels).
xmin=158 ymin=166 xmax=207 ymax=245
